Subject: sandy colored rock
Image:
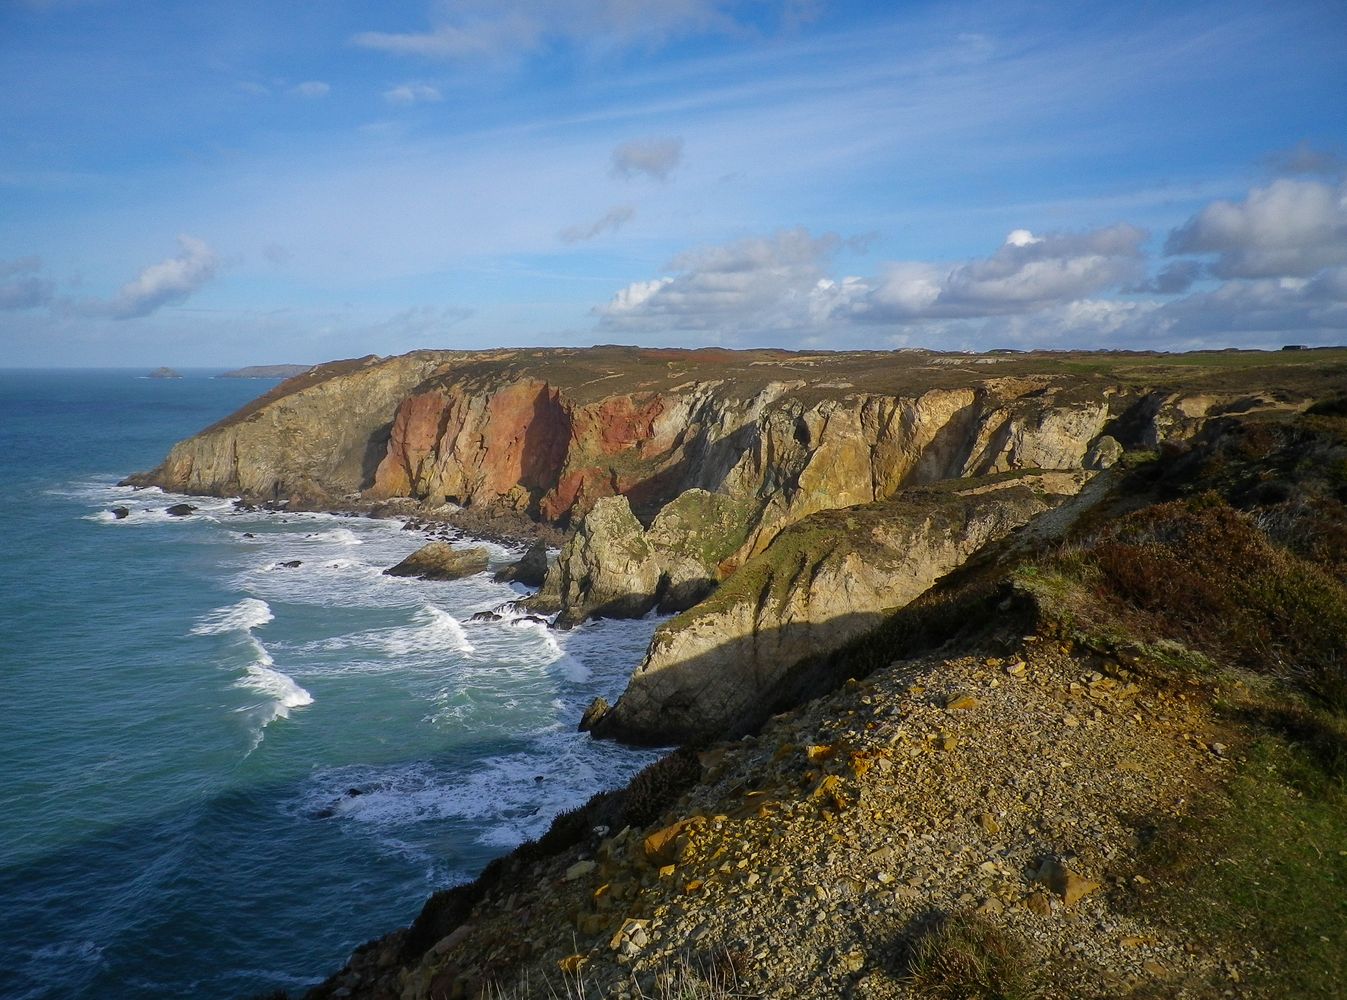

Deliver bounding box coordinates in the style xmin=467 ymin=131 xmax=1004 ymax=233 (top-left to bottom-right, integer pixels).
xmin=384 ymin=542 xmax=489 ymax=580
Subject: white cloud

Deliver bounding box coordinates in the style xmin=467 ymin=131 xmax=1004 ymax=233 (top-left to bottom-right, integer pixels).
xmin=290 ymin=81 xmax=330 ymax=99
xmin=597 ymin=227 xmax=841 ymax=333
xmin=384 ymin=83 xmax=443 ymax=106
xmin=611 ymin=136 xmax=683 ymax=181
xmin=352 ymin=1 xmax=740 ymax=62
xmin=0 ymin=256 xmax=53 ymax=310
xmin=859 ymin=224 xmax=1147 ymax=321
xmin=101 ymin=236 xmax=219 ymax=319
xmin=1165 ymin=177 xmax=1347 ymax=279
xmin=559 ymin=204 xmax=635 ymax=243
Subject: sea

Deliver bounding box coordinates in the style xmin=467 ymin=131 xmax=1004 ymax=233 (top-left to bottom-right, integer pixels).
xmin=0 ymin=370 xmax=664 ymax=1000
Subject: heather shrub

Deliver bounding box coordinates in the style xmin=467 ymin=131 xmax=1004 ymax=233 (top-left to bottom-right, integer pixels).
xmin=1040 ymin=496 xmax=1347 ymax=712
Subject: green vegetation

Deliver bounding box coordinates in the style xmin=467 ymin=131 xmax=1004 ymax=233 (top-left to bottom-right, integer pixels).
xmin=901 ymin=912 xmax=1045 ymax=1000
xmin=1017 ymin=495 xmax=1347 ymax=709
xmin=1130 ymin=719 xmax=1347 ymax=999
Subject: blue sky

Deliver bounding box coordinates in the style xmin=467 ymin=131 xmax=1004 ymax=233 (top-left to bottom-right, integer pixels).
xmin=2 ymin=0 xmax=1345 ymax=365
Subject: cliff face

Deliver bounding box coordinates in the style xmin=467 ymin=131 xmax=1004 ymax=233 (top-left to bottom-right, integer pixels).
xmin=132 ymin=347 xmax=1343 ymax=747
xmin=127 ymin=352 xmax=449 ymax=504
xmin=590 ymin=472 xmax=1089 ymax=744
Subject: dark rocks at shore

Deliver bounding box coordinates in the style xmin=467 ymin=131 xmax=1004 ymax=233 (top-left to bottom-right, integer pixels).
xmin=384 ymin=542 xmax=490 ymax=581
xmin=165 ymin=503 xmax=197 ymax=517
xmin=111 ymin=506 xmax=130 ymax=520
xmin=470 ymin=611 xmax=503 ymax=623
xmin=279 ymin=560 xmax=303 ymax=569
xmin=577 ymin=697 xmax=610 ymax=733
xmin=493 ymin=539 xmax=550 ymax=587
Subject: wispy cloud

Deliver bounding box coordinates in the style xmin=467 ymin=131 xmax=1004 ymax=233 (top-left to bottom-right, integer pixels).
xmin=559 ymin=204 xmax=635 ymax=243
xmin=383 ymin=83 xmax=442 ymax=106
xmin=611 ymin=136 xmax=683 ymax=181
xmin=352 ymin=1 xmax=745 ymax=63
xmin=0 ymin=257 xmax=54 ymax=310
xmin=290 ymin=81 xmax=330 ymax=99
xmin=97 ymin=236 xmax=219 ymax=320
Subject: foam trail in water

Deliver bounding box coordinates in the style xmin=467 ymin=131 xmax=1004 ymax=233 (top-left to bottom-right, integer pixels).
xmin=381 ymin=605 xmax=475 ymax=656
xmin=237 ymin=637 xmax=314 ymax=721
xmin=191 ymin=598 xmax=274 ymax=635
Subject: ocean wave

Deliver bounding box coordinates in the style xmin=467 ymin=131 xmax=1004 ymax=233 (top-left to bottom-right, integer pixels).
xmin=298 ymin=528 xmax=362 ymax=546
xmin=380 ymin=605 xmax=475 ymax=656
xmin=236 ymin=638 xmax=314 ymax=720
xmin=191 ymin=598 xmax=274 ymax=635
xmin=293 ymin=736 xmax=660 ymax=847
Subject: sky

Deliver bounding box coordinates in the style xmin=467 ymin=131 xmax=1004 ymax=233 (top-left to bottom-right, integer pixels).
xmin=1 ymin=0 xmax=1345 ymax=366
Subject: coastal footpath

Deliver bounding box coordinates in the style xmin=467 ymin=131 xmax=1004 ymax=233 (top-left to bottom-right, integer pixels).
xmin=128 ymin=347 xmax=1347 ymax=998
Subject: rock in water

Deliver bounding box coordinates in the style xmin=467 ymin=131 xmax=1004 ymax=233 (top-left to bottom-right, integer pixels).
xmin=111 ymin=506 xmax=130 ymax=520
xmin=384 ymin=542 xmax=489 ymax=580
xmin=148 ymin=366 xmax=182 ymax=379
xmin=493 ymin=539 xmax=550 ymax=587
xmin=165 ymin=503 xmax=197 ymax=516
xmin=578 ymin=697 xmax=610 ymax=732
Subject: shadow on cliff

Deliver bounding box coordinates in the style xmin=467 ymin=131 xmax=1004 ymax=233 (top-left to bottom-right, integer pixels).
xmin=590 ymin=538 xmax=1038 ymax=747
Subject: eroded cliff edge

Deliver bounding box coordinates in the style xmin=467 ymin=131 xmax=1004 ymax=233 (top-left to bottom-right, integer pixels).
xmin=130 ymin=346 xmax=1347 ymax=746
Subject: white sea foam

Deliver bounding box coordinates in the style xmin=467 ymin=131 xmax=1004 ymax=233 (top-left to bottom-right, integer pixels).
xmin=301 ymin=528 xmax=362 ymax=545
xmin=293 ymin=733 xmax=661 ymax=848
xmin=379 ymin=605 xmax=475 ymax=656
xmin=191 ymin=598 xmax=274 ymax=635
xmin=236 ymin=638 xmax=314 ymax=721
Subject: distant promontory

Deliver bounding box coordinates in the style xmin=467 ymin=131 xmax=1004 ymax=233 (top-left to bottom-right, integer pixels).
xmin=148 ymin=367 xmax=182 ymax=379
xmin=218 ymin=364 xmax=311 ymax=379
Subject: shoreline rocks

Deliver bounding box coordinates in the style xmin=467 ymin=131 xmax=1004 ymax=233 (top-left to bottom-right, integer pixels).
xmin=384 ymin=542 xmax=490 ymax=581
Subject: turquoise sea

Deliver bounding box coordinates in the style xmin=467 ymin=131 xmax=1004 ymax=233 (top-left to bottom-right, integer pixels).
xmin=0 ymin=370 xmax=661 ymax=999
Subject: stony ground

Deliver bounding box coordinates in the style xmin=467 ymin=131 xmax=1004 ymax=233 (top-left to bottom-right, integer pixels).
xmin=319 ymin=624 xmax=1249 ymax=1000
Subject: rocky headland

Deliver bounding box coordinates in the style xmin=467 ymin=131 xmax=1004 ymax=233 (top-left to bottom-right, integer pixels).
xmin=219 ymin=364 xmax=314 ymax=379
xmin=127 ymin=346 xmax=1347 ymax=999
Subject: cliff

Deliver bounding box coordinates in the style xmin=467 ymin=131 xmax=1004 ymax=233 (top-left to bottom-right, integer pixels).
xmin=300 ymin=403 xmax=1347 ymax=1000
xmin=130 ymin=347 xmax=1347 ymax=746
xmin=125 ymin=352 xmax=450 ymax=504
xmin=589 ymin=471 xmax=1091 ymax=744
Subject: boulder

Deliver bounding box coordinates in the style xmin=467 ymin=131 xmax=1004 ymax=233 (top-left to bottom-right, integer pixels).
xmin=165 ymin=503 xmax=197 ymax=517
xmin=493 ymin=539 xmax=550 ymax=587
xmin=1085 ymin=435 xmax=1124 ymax=470
xmin=111 ymin=507 xmax=130 ymax=520
xmin=384 ymin=542 xmax=490 ymax=581
xmin=279 ymin=559 xmax=303 ymax=569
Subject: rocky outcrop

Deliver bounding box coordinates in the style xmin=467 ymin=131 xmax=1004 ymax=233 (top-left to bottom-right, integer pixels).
xmin=384 ymin=542 xmax=489 ymax=581
xmin=493 ymin=539 xmax=550 ymax=587
xmin=529 ymin=488 xmax=756 ymax=627
xmin=529 ymin=496 xmax=663 ymax=628
xmin=591 ymin=472 xmax=1092 ymax=744
xmin=645 ymin=490 xmax=754 ymax=612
